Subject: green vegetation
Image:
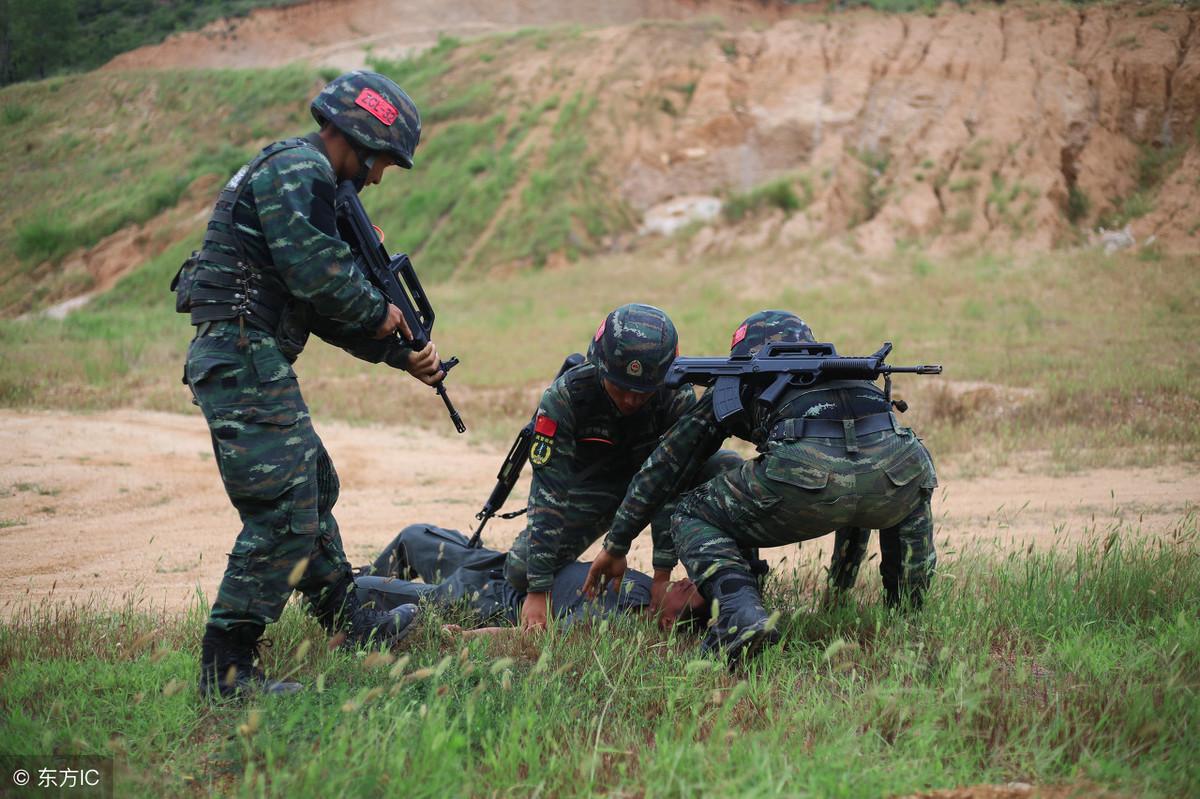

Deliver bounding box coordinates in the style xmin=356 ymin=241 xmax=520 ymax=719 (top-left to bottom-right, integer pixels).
xmin=1 ymin=29 xmax=635 ymax=312
xmin=851 ymin=148 xmax=891 ymax=223
xmin=3 ymin=243 xmax=1198 ymax=466
xmin=959 ymin=138 xmax=989 ymax=172
xmin=488 ymin=92 xmax=635 ymax=269
xmin=2 ymin=525 xmax=1197 ymax=796
xmin=985 ymin=175 xmax=1040 ymax=234
xmin=1098 ymin=142 xmax=1188 ymax=230
xmin=0 ymin=65 xmax=317 ymax=313
xmin=1066 ymin=185 xmax=1091 ymax=224
xmin=0 ymin=0 xmax=304 ymax=87
xmin=948 ymin=176 xmax=980 ymax=195
xmin=723 ymin=175 xmax=812 ymax=222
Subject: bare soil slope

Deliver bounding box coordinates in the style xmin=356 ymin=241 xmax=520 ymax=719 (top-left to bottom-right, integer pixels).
xmin=1 ymin=410 xmax=1195 ymax=614
xmin=103 ymin=1 xmax=1200 ymax=257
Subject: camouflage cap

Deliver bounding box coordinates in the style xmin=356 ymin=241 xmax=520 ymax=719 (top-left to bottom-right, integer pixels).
xmin=311 ymin=71 xmax=421 ymax=169
xmin=587 ymin=304 xmax=679 ymax=392
xmin=730 ymin=310 xmax=815 ymax=356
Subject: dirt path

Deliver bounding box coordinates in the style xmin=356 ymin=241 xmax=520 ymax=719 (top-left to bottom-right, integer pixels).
xmin=1 ymin=409 xmax=1196 ymax=614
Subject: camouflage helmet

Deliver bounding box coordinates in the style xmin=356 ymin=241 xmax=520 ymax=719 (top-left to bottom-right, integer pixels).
xmin=310 ymin=71 xmax=421 ymax=169
xmin=587 ymin=304 xmax=679 ymax=392
xmin=730 ymin=310 xmax=815 ymax=357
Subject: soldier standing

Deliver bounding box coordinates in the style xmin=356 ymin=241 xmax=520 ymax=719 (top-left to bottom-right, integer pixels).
xmin=586 ymin=311 xmax=938 ymax=664
xmin=177 ymin=72 xmax=442 ymax=698
xmin=503 ymin=303 xmax=744 ymax=629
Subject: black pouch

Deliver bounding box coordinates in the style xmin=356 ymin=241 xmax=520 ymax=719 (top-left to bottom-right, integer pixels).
xmin=170 ymin=251 xmax=200 ymax=314
xmin=276 ymin=299 xmax=313 ymax=362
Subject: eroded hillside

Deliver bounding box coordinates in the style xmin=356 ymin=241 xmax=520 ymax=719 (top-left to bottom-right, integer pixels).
xmin=104 ymin=0 xmax=1200 ymax=257
xmin=1 ymin=2 xmax=1196 ymax=315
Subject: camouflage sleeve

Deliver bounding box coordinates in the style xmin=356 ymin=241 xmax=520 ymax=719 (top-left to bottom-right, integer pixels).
xmin=251 ymin=150 xmax=387 ymax=334
xmin=309 ymin=315 xmax=415 ymax=369
xmin=525 ymin=381 xmax=579 ymax=593
xmin=605 ymin=388 xmax=726 ymax=556
xmin=648 ymin=386 xmax=699 ymax=569
xmin=650 ymin=525 xmax=678 ymax=571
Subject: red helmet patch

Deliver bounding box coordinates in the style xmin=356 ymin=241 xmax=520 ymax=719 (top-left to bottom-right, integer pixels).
xmin=355 ymin=88 xmax=399 ymax=126
xmin=731 ymin=324 xmax=748 ymax=349
xmin=594 ymin=317 xmax=607 ymax=342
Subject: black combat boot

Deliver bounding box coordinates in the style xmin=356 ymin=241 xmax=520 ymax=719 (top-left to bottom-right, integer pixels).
xmin=700 ymin=570 xmax=781 ymax=667
xmin=344 ymin=590 xmax=421 ymax=647
xmin=199 ymin=623 xmax=303 ymax=700
xmin=313 ymin=578 xmax=421 ymax=648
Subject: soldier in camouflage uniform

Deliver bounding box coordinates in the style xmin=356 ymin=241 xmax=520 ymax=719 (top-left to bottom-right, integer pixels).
xmin=505 ymin=303 xmax=744 ymax=630
xmin=586 ymin=311 xmax=938 ymax=664
xmin=176 ymin=72 xmax=439 ymax=698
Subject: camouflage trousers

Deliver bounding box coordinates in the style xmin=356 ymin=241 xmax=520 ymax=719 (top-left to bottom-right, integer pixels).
xmin=505 ymin=449 xmax=744 ymax=592
xmin=186 ymin=327 xmax=353 ymax=632
xmin=674 ymin=427 xmax=938 ymax=607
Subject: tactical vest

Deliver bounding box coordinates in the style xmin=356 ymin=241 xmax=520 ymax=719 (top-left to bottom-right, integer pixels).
xmin=563 ymin=363 xmax=675 ymax=476
xmin=171 ymin=139 xmax=311 ymax=332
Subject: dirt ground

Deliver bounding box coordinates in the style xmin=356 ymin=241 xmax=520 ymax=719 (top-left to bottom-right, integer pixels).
xmin=0 ymin=409 xmax=1195 ymax=615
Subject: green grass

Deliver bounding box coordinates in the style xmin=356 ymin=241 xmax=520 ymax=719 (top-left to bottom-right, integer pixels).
xmin=0 ymin=65 xmax=318 ymax=314
xmin=2 ymin=244 xmax=1198 ymax=464
xmin=488 ymin=91 xmax=636 ymax=268
xmin=2 ymin=522 xmax=1197 ymax=797
xmin=1 ymin=29 xmax=635 ymax=312
xmin=364 ymin=41 xmax=633 ymax=277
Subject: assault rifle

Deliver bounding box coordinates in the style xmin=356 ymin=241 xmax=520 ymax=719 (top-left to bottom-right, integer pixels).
xmin=467 ymin=352 xmax=585 ymax=548
xmin=334 ymin=180 xmax=465 ymax=433
xmin=666 ymin=341 xmax=942 ymax=422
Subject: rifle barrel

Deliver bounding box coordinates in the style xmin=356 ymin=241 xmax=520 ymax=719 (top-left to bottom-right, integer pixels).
xmin=438 ymin=384 xmax=466 ymax=433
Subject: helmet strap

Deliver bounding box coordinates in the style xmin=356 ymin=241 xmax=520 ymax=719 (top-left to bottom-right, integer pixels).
xmin=350 ymin=144 xmax=376 ymax=193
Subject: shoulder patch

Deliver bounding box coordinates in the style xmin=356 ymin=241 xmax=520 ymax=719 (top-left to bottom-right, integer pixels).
xmin=529 ymin=432 xmax=554 ymax=466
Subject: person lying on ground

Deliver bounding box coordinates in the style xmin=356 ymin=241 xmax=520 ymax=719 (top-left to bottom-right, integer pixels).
xmin=355 ymin=523 xmax=708 ymax=636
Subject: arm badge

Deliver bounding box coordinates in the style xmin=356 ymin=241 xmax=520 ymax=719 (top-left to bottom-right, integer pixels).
xmin=530 ymin=414 xmax=557 ymax=466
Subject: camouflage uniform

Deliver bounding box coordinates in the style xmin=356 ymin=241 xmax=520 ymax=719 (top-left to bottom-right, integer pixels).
xmin=503 ymin=359 xmax=743 ymax=593
xmin=603 ymin=312 xmax=938 ymax=610
xmin=604 ymin=406 xmax=873 ymax=596
xmin=184 ymin=131 xmax=419 ymax=633
xmin=183 ymin=71 xmax=427 ymax=698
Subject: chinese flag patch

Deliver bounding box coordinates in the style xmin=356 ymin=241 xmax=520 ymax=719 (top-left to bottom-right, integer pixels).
xmin=731 ymin=324 xmax=749 ymax=349
xmin=534 ymin=414 xmax=558 ymax=437
xmin=355 ymin=88 xmax=399 ymax=126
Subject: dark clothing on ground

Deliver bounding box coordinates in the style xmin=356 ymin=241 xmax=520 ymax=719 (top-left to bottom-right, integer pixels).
xmin=357 ymin=524 xmax=652 ymax=626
